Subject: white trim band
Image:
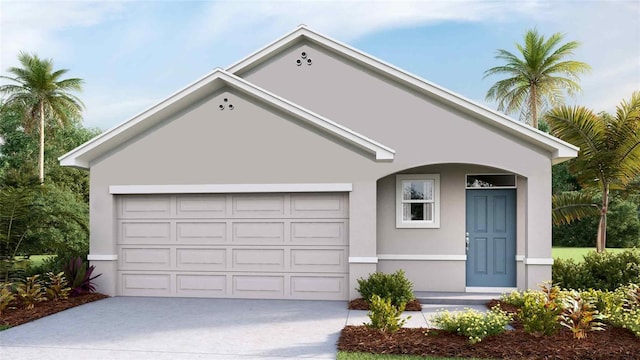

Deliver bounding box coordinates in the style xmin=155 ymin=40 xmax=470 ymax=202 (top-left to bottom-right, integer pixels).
xmin=524 ymin=257 xmax=554 ymax=265
xmin=515 ymin=255 xmax=525 ymax=262
xmin=348 ymin=257 xmax=379 ymax=264
xmin=87 ymin=254 xmax=118 ymax=261
xmin=110 ymin=183 xmax=353 ymax=195
xmin=377 ymin=254 xmax=467 ymax=261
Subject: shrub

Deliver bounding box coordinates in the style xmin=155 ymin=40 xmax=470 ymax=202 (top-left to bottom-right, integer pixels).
xmin=432 ymin=306 xmax=511 ymax=344
xmin=500 ymin=290 xmax=526 ymax=307
xmin=365 ymin=294 xmax=410 ymax=333
xmin=356 ymin=270 xmax=415 ymax=307
xmin=552 ymin=257 xmax=587 ymax=290
xmin=63 ymin=257 xmax=101 ymax=296
xmin=560 ymin=292 xmax=606 ymax=339
xmin=0 ymin=283 xmax=16 ymax=315
xmin=553 ymin=249 xmax=640 ymax=291
xmin=45 ymin=272 xmax=70 ymax=301
xmin=518 ymin=283 xmax=564 ymax=336
xmin=16 ymin=275 xmax=46 ymax=309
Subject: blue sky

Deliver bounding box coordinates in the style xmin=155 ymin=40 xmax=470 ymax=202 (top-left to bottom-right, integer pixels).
xmin=1 ymin=0 xmax=639 ymax=130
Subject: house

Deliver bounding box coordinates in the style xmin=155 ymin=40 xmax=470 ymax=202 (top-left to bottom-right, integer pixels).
xmin=59 ymin=26 xmax=578 ymax=300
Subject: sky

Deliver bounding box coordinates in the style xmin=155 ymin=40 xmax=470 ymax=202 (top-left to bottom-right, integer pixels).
xmin=0 ymin=0 xmax=638 ymax=131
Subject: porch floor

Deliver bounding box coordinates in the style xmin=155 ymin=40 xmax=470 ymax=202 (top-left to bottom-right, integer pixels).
xmin=414 ymin=291 xmax=500 ymax=306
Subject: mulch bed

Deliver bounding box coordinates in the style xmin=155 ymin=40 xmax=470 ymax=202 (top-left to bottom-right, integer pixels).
xmin=349 ymin=298 xmax=423 ymax=311
xmin=338 ymin=325 xmax=640 ymax=359
xmin=340 ymin=298 xmax=640 ymax=359
xmin=1 ymin=293 xmax=109 ymax=328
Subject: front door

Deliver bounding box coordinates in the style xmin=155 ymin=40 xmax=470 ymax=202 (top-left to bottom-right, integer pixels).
xmin=466 ymin=189 xmax=516 ymax=287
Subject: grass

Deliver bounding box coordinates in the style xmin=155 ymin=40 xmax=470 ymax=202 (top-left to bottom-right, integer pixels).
xmin=552 ymin=247 xmax=631 ymax=262
xmin=10 ymin=255 xmax=55 ymax=268
xmin=337 ymin=353 xmax=488 ymax=360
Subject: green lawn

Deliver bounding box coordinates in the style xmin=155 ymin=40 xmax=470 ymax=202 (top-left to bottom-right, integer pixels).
xmin=552 ymin=247 xmax=632 ymax=262
xmin=337 ymin=353 xmax=488 ymax=360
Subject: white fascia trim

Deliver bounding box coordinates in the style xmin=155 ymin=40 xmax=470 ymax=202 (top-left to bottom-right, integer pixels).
xmin=87 ymin=254 xmax=118 ymax=261
xmin=515 ymin=255 xmax=525 ymax=262
xmin=226 ymin=73 xmax=395 ymax=161
xmin=348 ymin=257 xmax=379 ymax=264
xmin=228 ymin=26 xmax=578 ymax=163
xmin=524 ymin=257 xmax=554 ymax=265
xmin=466 ymin=287 xmax=517 ymax=294
xmin=377 ymin=254 xmax=466 ymax=261
xmin=110 ymin=183 xmax=353 ymax=194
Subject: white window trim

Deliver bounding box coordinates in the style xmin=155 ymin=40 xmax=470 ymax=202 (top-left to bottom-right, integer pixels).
xmin=395 ymin=174 xmax=440 ymax=228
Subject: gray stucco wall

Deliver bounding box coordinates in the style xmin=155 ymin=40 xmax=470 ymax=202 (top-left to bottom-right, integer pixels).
xmin=240 ymin=40 xmax=553 ymax=291
xmin=87 ymin=39 xmax=555 ymax=297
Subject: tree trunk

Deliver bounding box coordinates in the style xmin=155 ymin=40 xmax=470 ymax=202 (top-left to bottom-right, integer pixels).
xmin=596 ymin=183 xmax=609 ymax=253
xmin=39 ymin=100 xmax=45 ymax=184
xmin=530 ymin=85 xmax=538 ymax=129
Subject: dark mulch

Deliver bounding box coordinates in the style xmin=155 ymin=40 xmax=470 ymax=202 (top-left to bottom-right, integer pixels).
xmin=338 ymin=325 xmax=640 ymax=359
xmin=1 ymin=293 xmax=109 ymax=328
xmin=349 ymin=298 xmax=423 ymax=311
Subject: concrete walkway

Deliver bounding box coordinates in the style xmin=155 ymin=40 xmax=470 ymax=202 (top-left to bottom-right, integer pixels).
xmin=0 ymin=297 xmax=487 ymax=360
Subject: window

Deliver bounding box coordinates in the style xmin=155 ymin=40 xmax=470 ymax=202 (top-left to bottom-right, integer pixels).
xmin=396 ymin=174 xmax=440 ymax=228
xmin=466 ymin=174 xmax=516 ymax=189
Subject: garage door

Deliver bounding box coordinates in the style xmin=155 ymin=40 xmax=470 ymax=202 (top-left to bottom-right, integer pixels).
xmin=116 ymin=193 xmax=349 ymax=300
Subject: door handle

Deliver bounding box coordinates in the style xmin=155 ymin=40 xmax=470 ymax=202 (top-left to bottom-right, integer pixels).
xmin=465 ymin=232 xmax=470 ymax=252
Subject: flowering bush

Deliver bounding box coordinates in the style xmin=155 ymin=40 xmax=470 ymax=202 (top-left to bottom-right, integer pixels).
xmin=518 ymin=283 xmax=564 ymax=336
xmin=432 ymin=306 xmax=511 ymax=344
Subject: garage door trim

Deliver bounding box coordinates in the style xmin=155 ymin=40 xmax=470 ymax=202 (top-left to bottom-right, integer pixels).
xmin=109 ymin=183 xmax=353 ymax=194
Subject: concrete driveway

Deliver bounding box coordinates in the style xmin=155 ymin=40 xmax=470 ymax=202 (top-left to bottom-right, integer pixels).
xmin=0 ymin=297 xmax=349 ymax=360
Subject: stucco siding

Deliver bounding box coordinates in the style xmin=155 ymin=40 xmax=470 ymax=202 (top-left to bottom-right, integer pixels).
xmin=241 ymin=42 xmax=552 ymax=177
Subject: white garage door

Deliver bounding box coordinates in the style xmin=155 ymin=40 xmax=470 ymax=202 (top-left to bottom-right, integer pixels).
xmin=116 ymin=193 xmax=349 ymax=300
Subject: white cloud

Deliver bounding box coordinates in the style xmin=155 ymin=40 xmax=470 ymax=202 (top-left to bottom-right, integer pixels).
xmin=0 ymin=0 xmax=127 ymax=68
xmin=186 ymin=0 xmax=545 ymax=50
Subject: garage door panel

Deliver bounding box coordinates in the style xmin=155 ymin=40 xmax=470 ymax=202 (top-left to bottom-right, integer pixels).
xmin=120 ymin=196 xmax=172 ymax=218
xmin=233 ymin=275 xmax=284 ymax=297
xmin=232 ymin=249 xmax=284 ymax=270
xmin=291 ymin=222 xmax=347 ymax=245
xmin=116 ymin=192 xmax=349 ymax=300
xmin=232 ymin=195 xmax=284 ymax=217
xmin=232 ymin=222 xmax=284 ymax=244
xmin=291 ymin=194 xmax=348 ymax=218
xmin=177 ymin=274 xmax=226 ymax=297
xmin=290 ymin=249 xmax=347 ymax=272
xmin=120 ymin=248 xmax=171 ymax=270
xmin=176 ymin=248 xmax=226 ymax=270
xmin=120 ymin=222 xmax=172 ymax=244
xmin=290 ymin=276 xmax=346 ymax=300
xmin=121 ymin=273 xmax=172 ymax=296
xmin=176 ymin=196 xmax=227 ymax=217
xmin=176 ymin=222 xmax=227 ymax=244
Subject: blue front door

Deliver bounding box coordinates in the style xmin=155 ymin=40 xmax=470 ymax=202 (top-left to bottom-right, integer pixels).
xmin=465 ymin=189 xmax=516 ymax=287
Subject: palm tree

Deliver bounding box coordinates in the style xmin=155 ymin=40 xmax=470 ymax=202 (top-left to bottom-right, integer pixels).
xmin=546 ymin=91 xmax=640 ymax=252
xmin=484 ymin=29 xmax=590 ymax=128
xmin=0 ymin=52 xmax=84 ymax=183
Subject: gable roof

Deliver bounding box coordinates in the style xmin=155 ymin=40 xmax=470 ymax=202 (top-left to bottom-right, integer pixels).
xmin=227 ymin=25 xmax=578 ymax=164
xmin=59 ymin=69 xmax=395 ymax=169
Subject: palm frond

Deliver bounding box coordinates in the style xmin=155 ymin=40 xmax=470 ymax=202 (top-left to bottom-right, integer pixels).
xmin=552 ymin=192 xmax=600 ymax=226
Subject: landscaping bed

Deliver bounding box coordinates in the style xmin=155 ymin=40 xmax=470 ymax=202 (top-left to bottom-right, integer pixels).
xmin=338 ymin=325 xmax=640 ymax=359
xmin=1 ymin=293 xmax=108 ymax=328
